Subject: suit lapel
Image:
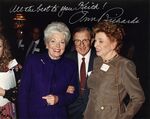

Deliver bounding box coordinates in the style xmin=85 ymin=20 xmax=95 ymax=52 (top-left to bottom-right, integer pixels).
xmin=88 ymin=48 xmax=96 ymax=72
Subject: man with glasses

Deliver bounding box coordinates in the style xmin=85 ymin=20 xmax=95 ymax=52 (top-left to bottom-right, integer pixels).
xmin=66 ymin=26 xmax=96 ymax=119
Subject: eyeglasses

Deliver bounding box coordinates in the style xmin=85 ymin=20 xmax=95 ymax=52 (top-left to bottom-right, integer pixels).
xmin=74 ymin=39 xmax=90 ymax=46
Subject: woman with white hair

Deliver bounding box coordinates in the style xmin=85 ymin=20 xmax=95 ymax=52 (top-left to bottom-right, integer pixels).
xmin=18 ymin=22 xmax=79 ymax=119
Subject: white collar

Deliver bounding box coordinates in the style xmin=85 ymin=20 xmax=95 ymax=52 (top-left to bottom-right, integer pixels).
xmin=78 ymin=49 xmax=91 ymax=60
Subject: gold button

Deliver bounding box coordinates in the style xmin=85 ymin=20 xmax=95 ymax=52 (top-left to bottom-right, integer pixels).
xmin=100 ymin=106 xmax=104 ymax=110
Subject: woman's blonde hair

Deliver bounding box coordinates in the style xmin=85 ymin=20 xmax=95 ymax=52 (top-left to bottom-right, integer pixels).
xmin=0 ymin=34 xmax=12 ymax=71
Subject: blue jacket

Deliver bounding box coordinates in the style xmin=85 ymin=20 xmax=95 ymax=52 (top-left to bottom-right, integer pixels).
xmin=18 ymin=53 xmax=79 ymax=119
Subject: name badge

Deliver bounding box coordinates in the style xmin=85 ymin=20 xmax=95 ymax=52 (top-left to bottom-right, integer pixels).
xmin=20 ymin=44 xmax=24 ymax=47
xmin=100 ymin=63 xmax=110 ymax=72
xmin=34 ymin=48 xmax=40 ymax=52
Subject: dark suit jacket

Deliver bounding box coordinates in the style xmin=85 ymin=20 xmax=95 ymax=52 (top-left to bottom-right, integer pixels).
xmin=26 ymin=38 xmax=46 ymax=57
xmin=65 ymin=48 xmax=96 ymax=119
xmin=18 ymin=53 xmax=79 ymax=119
xmin=11 ymin=38 xmax=28 ymax=65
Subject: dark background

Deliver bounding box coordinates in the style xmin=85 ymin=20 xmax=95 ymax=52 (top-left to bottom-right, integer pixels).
xmin=0 ymin=0 xmax=149 ymax=118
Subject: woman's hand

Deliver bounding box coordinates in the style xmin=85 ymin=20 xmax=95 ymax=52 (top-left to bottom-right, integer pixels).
xmin=0 ymin=87 xmax=5 ymax=96
xmin=42 ymin=94 xmax=59 ymax=105
xmin=66 ymin=85 xmax=75 ymax=94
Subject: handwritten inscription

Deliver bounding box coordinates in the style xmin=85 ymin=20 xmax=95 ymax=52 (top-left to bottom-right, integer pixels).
xmin=9 ymin=1 xmax=140 ymax=24
xmin=9 ymin=4 xmax=59 ymax=13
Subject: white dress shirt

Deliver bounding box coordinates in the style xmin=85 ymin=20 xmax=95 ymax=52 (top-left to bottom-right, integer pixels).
xmin=77 ymin=49 xmax=91 ymax=80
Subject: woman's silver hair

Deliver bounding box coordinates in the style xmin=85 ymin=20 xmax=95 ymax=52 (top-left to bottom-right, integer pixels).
xmin=44 ymin=22 xmax=71 ymax=45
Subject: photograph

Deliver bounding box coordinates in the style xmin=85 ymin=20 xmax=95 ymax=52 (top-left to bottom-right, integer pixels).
xmin=0 ymin=0 xmax=149 ymax=119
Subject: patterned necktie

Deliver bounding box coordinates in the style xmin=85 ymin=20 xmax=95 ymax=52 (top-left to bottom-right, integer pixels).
xmin=80 ymin=57 xmax=86 ymax=94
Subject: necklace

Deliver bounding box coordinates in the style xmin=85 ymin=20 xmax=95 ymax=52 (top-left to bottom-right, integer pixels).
xmin=103 ymin=54 xmax=118 ymax=63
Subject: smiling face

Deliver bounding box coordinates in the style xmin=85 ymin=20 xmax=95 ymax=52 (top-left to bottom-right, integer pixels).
xmin=0 ymin=39 xmax=3 ymax=58
xmin=73 ymin=30 xmax=91 ymax=56
xmin=46 ymin=32 xmax=66 ymax=60
xmin=94 ymin=32 xmax=117 ymax=59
